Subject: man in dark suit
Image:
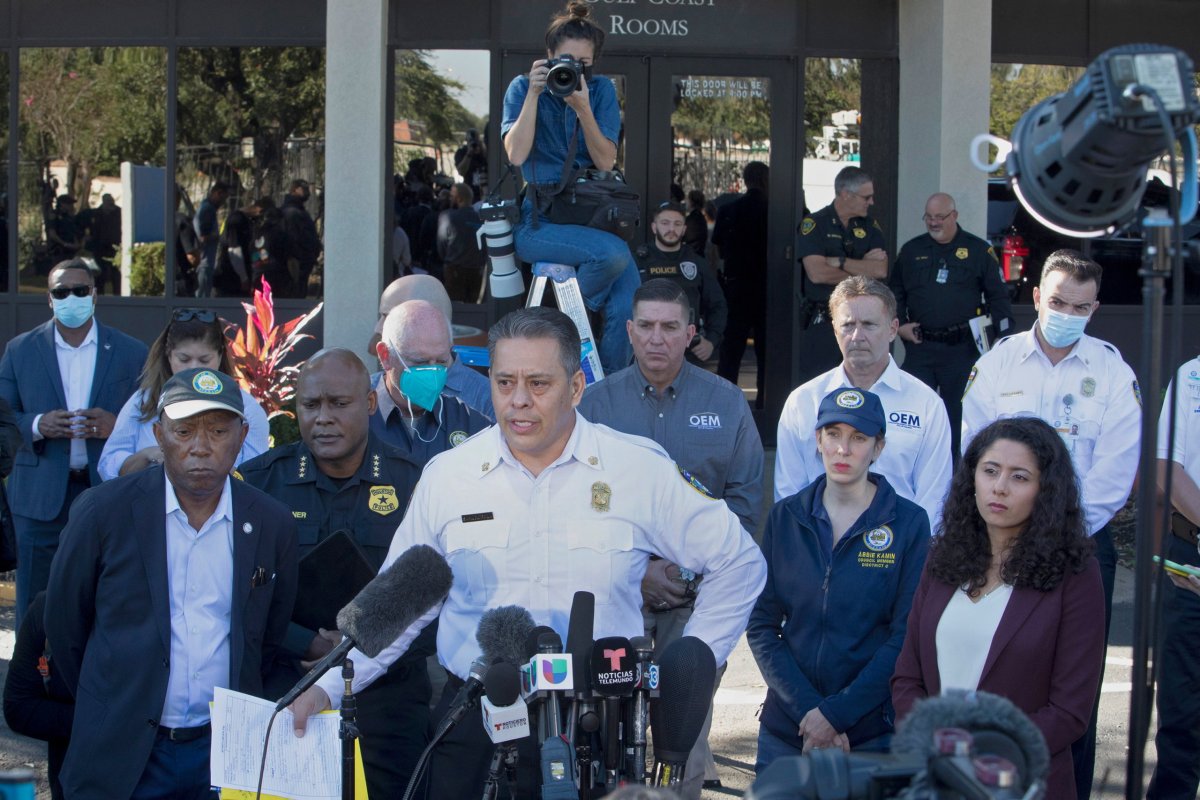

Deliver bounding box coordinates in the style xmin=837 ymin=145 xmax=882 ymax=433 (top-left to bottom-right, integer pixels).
xmin=44 ymin=368 xmax=299 ymax=800
xmin=0 ymin=259 xmax=147 ymax=625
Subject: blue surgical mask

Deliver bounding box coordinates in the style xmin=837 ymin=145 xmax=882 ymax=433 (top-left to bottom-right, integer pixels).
xmin=52 ymin=294 xmax=95 ymax=329
xmin=1039 ymin=307 xmax=1089 ymax=348
xmin=399 ymin=362 xmax=448 ymax=413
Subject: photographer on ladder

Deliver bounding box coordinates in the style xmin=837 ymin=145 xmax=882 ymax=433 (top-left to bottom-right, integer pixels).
xmin=501 ymin=1 xmax=641 ymax=374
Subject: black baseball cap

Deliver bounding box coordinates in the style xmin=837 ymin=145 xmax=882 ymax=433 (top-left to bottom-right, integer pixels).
xmin=158 ymin=368 xmax=245 ymax=420
xmin=815 ymin=387 xmax=886 ymax=437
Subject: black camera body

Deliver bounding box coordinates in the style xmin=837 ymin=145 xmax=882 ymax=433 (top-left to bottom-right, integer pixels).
xmin=545 ymin=56 xmax=584 ymax=98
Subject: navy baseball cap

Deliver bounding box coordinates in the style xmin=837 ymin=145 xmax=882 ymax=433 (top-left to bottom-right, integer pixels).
xmin=814 ymin=387 xmax=886 ymax=437
xmin=158 ymin=368 xmax=245 ymax=420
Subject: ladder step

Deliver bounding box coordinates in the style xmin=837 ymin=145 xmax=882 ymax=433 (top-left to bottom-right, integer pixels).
xmin=526 ymin=262 xmax=605 ymax=384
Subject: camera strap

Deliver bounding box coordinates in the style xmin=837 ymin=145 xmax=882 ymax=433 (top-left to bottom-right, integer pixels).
xmin=531 ymin=124 xmax=581 ymax=230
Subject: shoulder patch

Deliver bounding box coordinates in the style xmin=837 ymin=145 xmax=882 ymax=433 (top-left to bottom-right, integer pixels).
xmin=800 ymin=218 xmax=816 ymax=236
xmin=963 ymin=366 xmax=978 ymax=399
xmin=677 ymin=464 xmax=715 ymax=499
xmin=1132 ymin=379 xmax=1142 ymax=407
xmin=872 ymin=219 xmax=883 ymax=231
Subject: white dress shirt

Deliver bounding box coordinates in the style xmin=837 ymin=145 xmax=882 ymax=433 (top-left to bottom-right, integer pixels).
xmin=98 ymin=387 xmax=270 ymax=481
xmin=317 ymin=413 xmax=766 ymax=706
xmin=961 ymin=330 xmax=1141 ymax=535
xmin=1157 ymin=358 xmax=1200 ymax=476
xmin=774 ymin=356 xmax=953 ymax=532
xmin=31 ymin=323 xmax=98 ymax=469
xmin=160 ymin=476 xmax=234 ymax=727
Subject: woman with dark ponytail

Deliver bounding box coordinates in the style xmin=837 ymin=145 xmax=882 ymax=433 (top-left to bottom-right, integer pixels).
xmin=501 ymin=1 xmax=641 ymax=374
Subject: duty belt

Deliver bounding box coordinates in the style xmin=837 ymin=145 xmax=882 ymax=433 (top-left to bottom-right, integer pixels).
xmin=920 ymin=322 xmax=970 ymax=345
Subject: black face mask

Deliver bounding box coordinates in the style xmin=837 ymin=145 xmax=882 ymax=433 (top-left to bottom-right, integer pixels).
xmin=583 ymin=63 xmax=594 ymax=81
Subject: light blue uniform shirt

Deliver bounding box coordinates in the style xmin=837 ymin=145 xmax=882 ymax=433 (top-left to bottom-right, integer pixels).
xmin=160 ymin=476 xmax=234 ymax=727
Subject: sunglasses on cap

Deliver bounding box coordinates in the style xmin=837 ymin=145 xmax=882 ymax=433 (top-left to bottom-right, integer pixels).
xmin=49 ymin=285 xmax=92 ymax=299
xmin=172 ymin=308 xmax=217 ymax=323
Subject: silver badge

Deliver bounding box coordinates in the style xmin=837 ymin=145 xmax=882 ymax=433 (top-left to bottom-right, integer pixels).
xmin=680 ymin=261 xmax=698 ymax=281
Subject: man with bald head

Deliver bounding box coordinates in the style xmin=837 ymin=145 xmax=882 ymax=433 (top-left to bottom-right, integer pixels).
xmin=238 ymin=348 xmax=429 ymax=799
xmin=374 ymin=299 xmax=491 ymax=466
xmin=369 ymin=275 xmax=494 ymax=419
xmin=889 ymin=192 xmax=1014 ymax=455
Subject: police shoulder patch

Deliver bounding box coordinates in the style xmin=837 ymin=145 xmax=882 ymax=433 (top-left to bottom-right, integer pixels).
xmin=800 ymin=218 xmax=816 ymax=236
xmin=963 ymin=366 xmax=978 ymax=399
xmin=678 ymin=464 xmax=715 ymax=499
xmin=1132 ymin=379 xmax=1142 ymax=407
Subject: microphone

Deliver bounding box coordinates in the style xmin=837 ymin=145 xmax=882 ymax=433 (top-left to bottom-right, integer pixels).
xmin=565 ymin=592 xmax=597 ymax=796
xmin=481 ymin=662 xmax=530 ymax=744
xmin=534 ymin=631 xmax=573 ymax=737
xmin=275 ymin=544 xmax=452 ymax=711
xmin=650 ymin=636 xmax=716 ymax=788
xmin=589 ymin=636 xmax=636 ymax=789
xmin=627 ymin=635 xmax=656 ymax=784
xmin=435 ymin=605 xmax=538 ymax=739
xmin=892 ymin=689 xmax=1050 ymax=791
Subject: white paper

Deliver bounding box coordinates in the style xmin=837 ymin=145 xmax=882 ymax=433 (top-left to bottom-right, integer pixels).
xmin=210 ymin=687 xmax=341 ymax=800
xmin=969 ymin=314 xmax=993 ymax=355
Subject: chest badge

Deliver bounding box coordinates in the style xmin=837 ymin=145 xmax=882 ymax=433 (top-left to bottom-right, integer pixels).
xmin=864 ymin=526 xmax=894 ymax=551
xmin=450 ymin=430 xmax=468 ymax=447
xmin=680 ymin=261 xmax=698 ymax=280
xmin=591 ymin=481 xmax=612 ymax=513
xmin=955 ymin=247 xmax=969 ymax=260
xmin=369 ymin=485 xmax=399 ymax=515
xmin=1081 ymin=377 xmax=1096 ymax=398
xmin=853 ymin=227 xmax=866 ymax=239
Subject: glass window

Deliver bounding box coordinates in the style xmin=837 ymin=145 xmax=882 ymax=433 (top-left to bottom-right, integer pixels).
xmin=176 ymin=46 xmax=326 ymax=300
xmin=18 ymin=47 xmax=166 ymax=296
xmin=802 ymin=58 xmax=861 ymax=212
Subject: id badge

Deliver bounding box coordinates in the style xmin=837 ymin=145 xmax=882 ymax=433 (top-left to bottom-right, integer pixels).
xmin=936 ymin=267 xmax=949 ymax=284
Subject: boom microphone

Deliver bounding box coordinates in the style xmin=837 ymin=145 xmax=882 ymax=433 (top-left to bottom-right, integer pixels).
xmin=650 ymin=636 xmax=716 ymax=787
xmin=892 ymin=689 xmax=1050 ymax=788
xmin=275 ymin=544 xmax=453 ymax=711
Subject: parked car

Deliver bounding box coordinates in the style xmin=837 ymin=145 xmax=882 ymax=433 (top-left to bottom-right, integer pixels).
xmin=987 ymin=177 xmax=1200 ymax=304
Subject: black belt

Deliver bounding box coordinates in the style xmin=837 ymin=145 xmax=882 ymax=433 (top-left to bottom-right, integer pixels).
xmin=1171 ymin=512 xmax=1199 ymax=546
xmin=920 ymin=322 xmax=970 ymax=345
xmin=68 ymin=468 xmax=89 ymax=482
xmin=157 ymin=722 xmax=211 ymax=742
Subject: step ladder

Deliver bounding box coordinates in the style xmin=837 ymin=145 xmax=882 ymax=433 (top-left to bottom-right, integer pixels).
xmin=526 ymin=262 xmax=604 ymax=384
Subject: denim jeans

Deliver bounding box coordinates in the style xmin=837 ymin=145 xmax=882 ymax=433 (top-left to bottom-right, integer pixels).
xmin=514 ymin=203 xmax=639 ymax=373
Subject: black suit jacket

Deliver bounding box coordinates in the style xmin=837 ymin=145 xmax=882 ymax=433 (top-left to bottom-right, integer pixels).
xmin=44 ymin=467 xmax=298 ymax=800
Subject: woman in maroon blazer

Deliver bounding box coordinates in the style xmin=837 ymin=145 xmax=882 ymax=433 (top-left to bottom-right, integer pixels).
xmin=891 ymin=417 xmax=1105 ymax=799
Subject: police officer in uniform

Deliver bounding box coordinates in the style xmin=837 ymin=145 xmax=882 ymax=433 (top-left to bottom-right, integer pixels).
xmin=891 ymin=192 xmax=1014 ymax=455
xmin=634 ymin=201 xmax=727 ymax=363
xmin=961 ymin=251 xmax=1140 ymax=800
xmin=238 ymin=348 xmax=430 ymax=800
xmin=1149 ymin=357 xmax=1200 ymax=799
xmin=796 ymin=167 xmax=888 ymax=385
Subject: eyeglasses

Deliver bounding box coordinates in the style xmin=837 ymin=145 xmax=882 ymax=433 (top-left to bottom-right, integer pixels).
xmin=49 ymin=285 xmax=92 ymax=299
xmin=172 ymin=308 xmax=217 ymax=323
xmin=922 ymin=211 xmax=956 ymax=223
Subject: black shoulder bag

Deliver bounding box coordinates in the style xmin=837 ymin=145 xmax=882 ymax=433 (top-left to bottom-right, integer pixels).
xmin=532 ymin=126 xmax=640 ymax=242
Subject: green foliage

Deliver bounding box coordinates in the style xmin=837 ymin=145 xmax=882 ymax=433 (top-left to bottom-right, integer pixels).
xmin=989 ymin=64 xmax=1083 ymax=140
xmin=395 ymin=50 xmax=482 ymax=147
xmin=268 ymin=403 xmax=300 ymax=447
xmin=803 ymin=59 xmax=861 ymax=157
xmin=127 ymin=242 xmax=165 ymax=296
xmin=673 ymin=78 xmax=771 ymax=146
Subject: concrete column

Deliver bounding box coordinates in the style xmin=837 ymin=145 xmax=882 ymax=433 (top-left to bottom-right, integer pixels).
xmin=897 ymin=0 xmax=993 ymax=246
xmin=324 ymin=0 xmax=388 ymax=358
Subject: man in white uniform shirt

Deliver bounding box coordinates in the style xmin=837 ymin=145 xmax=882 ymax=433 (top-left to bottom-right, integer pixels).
xmin=289 ymin=306 xmax=766 ymax=797
xmin=775 ymin=276 xmax=952 ymax=530
xmin=960 ymin=249 xmax=1140 ymax=800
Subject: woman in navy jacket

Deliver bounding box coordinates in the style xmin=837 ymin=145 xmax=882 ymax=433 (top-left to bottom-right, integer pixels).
xmin=891 ymin=417 xmax=1104 ymax=800
xmin=748 ymin=387 xmax=930 ymax=772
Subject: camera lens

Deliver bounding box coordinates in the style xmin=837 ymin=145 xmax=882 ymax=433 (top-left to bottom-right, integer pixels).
xmin=546 ymin=60 xmax=580 ymax=98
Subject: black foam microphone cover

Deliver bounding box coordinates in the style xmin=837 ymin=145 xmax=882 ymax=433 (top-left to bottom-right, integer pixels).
xmin=336 ymin=543 xmax=453 ymax=658
xmin=483 ymin=661 xmax=523 ymax=707
xmin=892 ymin=689 xmax=1050 ymax=785
xmin=476 ymin=605 xmax=535 ymax=667
xmin=566 ymin=591 xmax=595 ymax=692
xmin=589 ymin=636 xmax=636 ymax=697
xmin=526 ymin=625 xmax=556 ymax=659
xmin=649 ymin=636 xmax=716 ymax=764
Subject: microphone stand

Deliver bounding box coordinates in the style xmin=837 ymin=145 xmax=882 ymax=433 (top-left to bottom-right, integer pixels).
xmin=340 ymin=659 xmax=359 ymax=800
xmin=481 ymin=742 xmax=520 ymax=800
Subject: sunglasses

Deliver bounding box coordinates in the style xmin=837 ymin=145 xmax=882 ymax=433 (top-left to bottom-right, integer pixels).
xmin=172 ymin=308 xmax=217 ymax=323
xmin=49 ymin=285 xmax=92 ymax=299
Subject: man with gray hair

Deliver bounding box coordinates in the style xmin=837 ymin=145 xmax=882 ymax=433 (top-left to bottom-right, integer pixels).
xmin=288 ymin=306 xmax=766 ymax=798
xmin=372 ymin=299 xmax=490 ymax=466
xmin=368 ymin=274 xmax=494 ymax=419
xmin=776 ymin=276 xmax=952 ymax=530
xmin=795 ymin=167 xmax=889 ymax=384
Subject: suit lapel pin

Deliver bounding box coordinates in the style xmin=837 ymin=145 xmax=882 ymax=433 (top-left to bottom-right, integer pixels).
xmin=243 ymin=522 xmax=253 ymax=534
